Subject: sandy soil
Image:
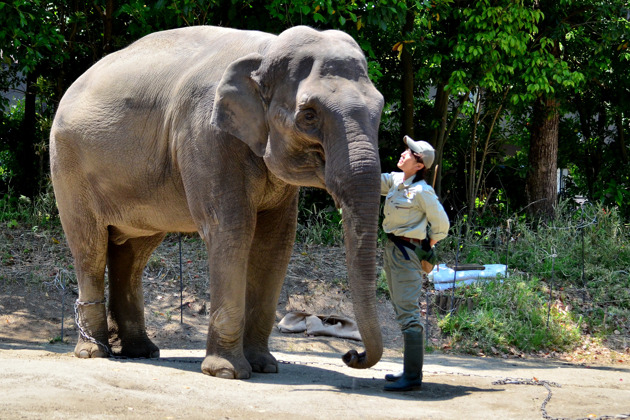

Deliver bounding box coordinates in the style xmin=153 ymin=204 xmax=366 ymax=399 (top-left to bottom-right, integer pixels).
xmin=1 ymin=230 xmax=629 ymax=419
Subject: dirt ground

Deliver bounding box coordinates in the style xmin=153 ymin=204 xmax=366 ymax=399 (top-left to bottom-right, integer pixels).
xmin=1 ymin=230 xmax=629 ymax=419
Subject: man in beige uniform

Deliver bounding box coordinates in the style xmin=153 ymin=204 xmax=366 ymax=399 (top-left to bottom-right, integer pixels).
xmin=381 ymin=136 xmax=449 ymax=392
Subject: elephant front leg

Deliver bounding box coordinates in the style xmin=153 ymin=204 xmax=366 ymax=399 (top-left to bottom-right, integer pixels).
xmin=201 ymin=236 xmax=253 ymax=379
xmin=244 ymin=199 xmax=299 ymax=373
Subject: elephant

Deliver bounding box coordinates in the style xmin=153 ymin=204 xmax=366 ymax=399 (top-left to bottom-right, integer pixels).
xmin=49 ymin=25 xmax=384 ymax=379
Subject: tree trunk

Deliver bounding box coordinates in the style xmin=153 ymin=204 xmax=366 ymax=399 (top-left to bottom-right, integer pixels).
xmin=103 ymin=0 xmax=115 ymax=55
xmin=575 ymin=95 xmax=595 ymax=197
xmin=526 ymin=96 xmax=559 ymax=218
xmin=400 ymin=9 xmax=415 ymax=138
xmin=467 ymin=93 xmax=480 ymax=219
xmin=431 ymin=85 xmax=468 ymax=198
xmin=14 ymin=72 xmax=39 ymax=197
xmin=616 ymin=112 xmax=628 ymax=163
xmin=431 ymin=82 xmax=449 ymax=196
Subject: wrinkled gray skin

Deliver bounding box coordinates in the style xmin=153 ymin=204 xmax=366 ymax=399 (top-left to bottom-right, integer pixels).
xmin=50 ymin=26 xmax=384 ymax=379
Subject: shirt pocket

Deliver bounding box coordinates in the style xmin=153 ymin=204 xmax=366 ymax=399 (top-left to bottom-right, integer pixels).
xmin=391 ymin=196 xmax=415 ymax=219
xmin=394 ymin=189 xmax=416 ymax=208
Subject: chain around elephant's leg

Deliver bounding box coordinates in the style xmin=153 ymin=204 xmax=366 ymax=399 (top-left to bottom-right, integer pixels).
xmin=74 ymin=299 xmax=111 ymax=358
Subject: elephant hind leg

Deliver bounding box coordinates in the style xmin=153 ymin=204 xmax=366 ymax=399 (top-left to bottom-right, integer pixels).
xmin=106 ymin=230 xmax=166 ymax=358
xmin=57 ymin=211 xmax=110 ymax=358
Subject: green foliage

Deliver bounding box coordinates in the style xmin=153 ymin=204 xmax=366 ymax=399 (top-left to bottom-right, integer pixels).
xmin=296 ymin=188 xmax=344 ymax=246
xmin=560 ymin=114 xmax=630 ymax=220
xmin=377 ymin=269 xmax=389 ymax=298
xmin=0 ymin=187 xmax=58 ymax=229
xmin=264 ymin=0 xmax=408 ymax=82
xmin=296 ymin=203 xmax=344 ymax=246
xmin=397 ymin=0 xmax=630 ymax=220
xmin=438 ymin=275 xmax=582 ymax=354
xmin=507 ymin=201 xmax=630 ymax=299
xmin=118 ymin=0 xmax=221 ymax=36
xmin=0 ymin=103 xmax=22 ymax=185
xmin=0 ymin=97 xmax=54 ymax=195
xmin=0 ymin=0 xmax=68 ymax=74
xmin=48 ymin=335 xmax=67 ymax=344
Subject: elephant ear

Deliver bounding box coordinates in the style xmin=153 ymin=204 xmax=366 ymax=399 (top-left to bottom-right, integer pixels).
xmin=211 ymin=53 xmax=268 ymax=157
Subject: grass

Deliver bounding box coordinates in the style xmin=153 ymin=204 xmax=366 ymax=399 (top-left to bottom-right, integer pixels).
xmin=437 ymin=275 xmax=582 ymax=355
xmin=0 ymin=187 xmax=59 ymax=230
xmin=296 ymin=202 xmax=344 ymax=246
xmin=377 ymin=269 xmax=389 ymax=298
xmin=49 ymin=336 xmax=68 ymax=344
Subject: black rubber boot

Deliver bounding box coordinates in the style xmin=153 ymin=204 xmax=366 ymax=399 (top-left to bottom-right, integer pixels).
xmin=384 ymin=330 xmax=424 ymax=392
xmin=385 ymin=371 xmax=403 ymax=382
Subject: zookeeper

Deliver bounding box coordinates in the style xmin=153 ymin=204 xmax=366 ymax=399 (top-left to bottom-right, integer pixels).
xmin=380 ymin=135 xmax=450 ymax=392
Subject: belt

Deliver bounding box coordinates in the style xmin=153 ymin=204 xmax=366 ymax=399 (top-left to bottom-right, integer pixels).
xmin=386 ymin=233 xmax=418 ymax=260
xmin=399 ymin=236 xmax=421 ymax=245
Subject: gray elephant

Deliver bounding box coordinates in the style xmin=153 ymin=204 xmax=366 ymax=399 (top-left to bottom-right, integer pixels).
xmin=50 ymin=25 xmax=384 ymax=379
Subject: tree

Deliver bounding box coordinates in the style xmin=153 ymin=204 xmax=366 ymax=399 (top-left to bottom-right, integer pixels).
xmin=400 ymin=9 xmax=416 ymax=138
xmin=0 ymin=0 xmax=228 ymax=196
xmin=521 ymin=0 xmax=630 ymax=218
xmin=406 ymin=0 xmax=558 ymax=217
xmin=558 ymin=0 xmax=630 ymax=216
xmin=0 ymin=0 xmax=67 ymax=196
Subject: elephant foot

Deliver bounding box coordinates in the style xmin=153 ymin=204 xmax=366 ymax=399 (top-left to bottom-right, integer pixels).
xmin=74 ymin=340 xmax=110 ymax=358
xmin=110 ymin=336 xmax=160 ymax=359
xmin=201 ymin=354 xmax=252 ymax=379
xmin=245 ymin=349 xmax=278 ymax=373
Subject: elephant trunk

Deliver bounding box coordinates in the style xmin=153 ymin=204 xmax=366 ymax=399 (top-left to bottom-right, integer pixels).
xmin=327 ymin=139 xmax=383 ymax=369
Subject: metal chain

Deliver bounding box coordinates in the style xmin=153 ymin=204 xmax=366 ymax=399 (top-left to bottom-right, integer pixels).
xmin=157 ymin=358 xmax=200 ymax=364
xmin=73 ymin=300 xmax=189 ymax=362
xmin=492 ymin=377 xmax=630 ymax=420
xmin=73 ymin=299 xmax=114 ymax=357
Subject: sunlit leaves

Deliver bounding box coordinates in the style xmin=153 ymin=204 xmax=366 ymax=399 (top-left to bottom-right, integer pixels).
xmin=0 ymin=0 xmax=67 ymax=74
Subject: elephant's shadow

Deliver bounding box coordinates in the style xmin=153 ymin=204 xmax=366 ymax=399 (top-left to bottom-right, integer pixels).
xmin=124 ymin=354 xmax=497 ymax=400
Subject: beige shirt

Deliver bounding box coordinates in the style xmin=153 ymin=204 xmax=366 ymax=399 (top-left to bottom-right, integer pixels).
xmin=381 ymin=172 xmax=449 ymax=241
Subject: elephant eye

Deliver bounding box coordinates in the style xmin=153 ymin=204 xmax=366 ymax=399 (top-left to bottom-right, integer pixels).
xmin=303 ymin=110 xmax=316 ymax=121
xmin=297 ymin=108 xmax=319 ymax=130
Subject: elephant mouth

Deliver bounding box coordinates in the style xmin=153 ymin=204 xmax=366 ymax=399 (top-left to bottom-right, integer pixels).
xmin=263 ymin=149 xmax=325 ymax=188
xmin=309 ymin=144 xmax=328 ymax=187
xmin=289 ymin=146 xmax=326 ymax=188
xmin=296 ymin=165 xmax=326 ymax=189
xmin=311 ymin=156 xmax=326 ymax=188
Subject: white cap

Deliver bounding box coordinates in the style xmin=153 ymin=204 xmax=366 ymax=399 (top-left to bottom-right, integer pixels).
xmin=403 ymin=135 xmax=435 ymax=169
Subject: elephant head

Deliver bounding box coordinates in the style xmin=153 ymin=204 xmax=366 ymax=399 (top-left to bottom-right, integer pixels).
xmin=211 ymin=26 xmax=384 ymax=368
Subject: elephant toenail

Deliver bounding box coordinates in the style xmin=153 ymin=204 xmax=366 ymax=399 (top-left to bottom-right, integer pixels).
xmin=263 ymin=365 xmax=278 ymax=373
xmin=215 ymin=369 xmax=235 ymax=379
